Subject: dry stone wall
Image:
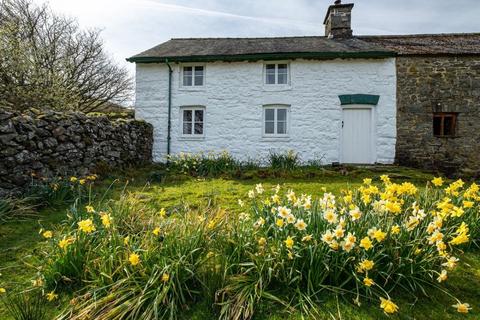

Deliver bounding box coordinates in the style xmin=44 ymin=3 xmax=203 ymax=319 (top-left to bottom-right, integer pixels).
xmin=0 ymin=108 xmax=153 ymax=195
xmin=395 ymin=56 xmax=480 ymax=177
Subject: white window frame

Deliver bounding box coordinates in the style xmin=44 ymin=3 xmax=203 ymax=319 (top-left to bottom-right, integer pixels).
xmin=262 ymin=105 xmax=290 ymax=137
xmin=180 ymin=64 xmax=205 ymax=88
xmin=180 ymin=106 xmax=205 ymax=138
xmin=264 ymin=62 xmax=290 ymax=85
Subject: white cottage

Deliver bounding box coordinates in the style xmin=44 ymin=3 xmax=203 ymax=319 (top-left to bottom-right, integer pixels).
xmin=128 ymin=2 xmax=397 ymax=164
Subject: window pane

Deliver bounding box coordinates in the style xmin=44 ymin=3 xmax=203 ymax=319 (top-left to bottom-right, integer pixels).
xmin=277 ymin=121 xmax=286 ymax=134
xmin=194 ymin=122 xmax=203 ymax=134
xmin=277 ymin=109 xmax=287 ymax=121
xmin=443 ymin=116 xmax=454 ymax=136
xmin=265 ymin=109 xmax=275 ymax=121
xmin=266 ymin=64 xmax=276 ymax=84
xmin=433 ymin=116 xmax=441 ymax=136
xmin=277 ymin=64 xmax=288 ymax=84
xmin=194 ymin=110 xmax=203 ymax=122
xmin=183 ymin=122 xmax=192 ymax=134
xmin=265 ymin=121 xmax=275 ymax=134
xmin=183 ymin=67 xmax=192 ymax=86
xmin=183 ymin=110 xmax=192 ymax=122
xmin=194 ymin=66 xmax=204 ymax=86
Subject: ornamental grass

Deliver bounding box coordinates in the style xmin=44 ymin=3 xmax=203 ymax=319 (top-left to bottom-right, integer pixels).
xmin=34 ymin=176 xmax=478 ymax=319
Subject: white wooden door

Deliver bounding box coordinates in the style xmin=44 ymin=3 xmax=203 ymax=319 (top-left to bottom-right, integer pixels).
xmin=342 ymin=108 xmax=373 ymax=164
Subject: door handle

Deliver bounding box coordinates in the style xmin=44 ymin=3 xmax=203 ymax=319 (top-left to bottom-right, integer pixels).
xmin=342 ymin=121 xmax=344 ymax=128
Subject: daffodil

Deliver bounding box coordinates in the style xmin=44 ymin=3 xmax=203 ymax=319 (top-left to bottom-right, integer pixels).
xmin=276 ymin=218 xmax=285 ymax=228
xmin=159 ymin=208 xmax=167 ymax=218
xmin=153 ymin=227 xmax=161 ymax=236
xmin=100 ymin=213 xmax=112 ymax=228
xmin=58 ymin=236 xmax=74 ymax=250
xmin=363 ymin=277 xmax=375 ymax=287
xmin=46 ymin=291 xmax=58 ymax=302
xmin=380 ymin=297 xmax=398 ymax=314
xmin=452 ymin=302 xmax=471 ymax=314
xmin=258 ymin=237 xmax=267 ymax=246
xmin=359 ymin=236 xmax=373 ymax=251
xmin=442 ymin=256 xmax=459 ymax=270
xmin=85 ymin=205 xmax=95 ymax=213
xmin=286 ymin=214 xmax=296 ymax=224
xmin=302 ymin=234 xmax=313 ymax=242
xmin=390 ymin=225 xmax=400 ymax=235
xmin=78 ymin=219 xmax=95 ymax=233
xmin=284 ymin=236 xmax=294 ymax=249
xmin=323 ymin=209 xmax=338 ymax=224
xmin=42 ymin=230 xmax=53 ymax=239
xmin=359 ymin=259 xmax=374 ymax=272
xmin=294 ymin=219 xmax=307 ymax=231
xmin=161 ymin=273 xmax=170 ymax=283
xmin=437 ymin=270 xmax=448 ymax=283
xmin=129 ymin=253 xmax=141 ymax=266
xmin=372 ymin=229 xmax=387 ymax=242
xmin=70 ymin=176 xmax=78 ymax=183
xmin=363 ymin=178 xmax=372 ymax=185
xmin=255 ymin=183 xmax=264 ymax=194
xmin=277 ymin=206 xmax=291 ymax=219
xmin=0 ymin=288 xmax=6 ymax=294
xmin=321 ymin=230 xmax=334 ymax=243
xmin=349 ymin=207 xmax=362 ymax=221
xmin=431 ymin=177 xmax=444 ymax=187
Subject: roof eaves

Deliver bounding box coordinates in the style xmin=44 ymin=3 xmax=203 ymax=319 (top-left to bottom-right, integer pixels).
xmin=126 ymin=51 xmax=396 ymax=63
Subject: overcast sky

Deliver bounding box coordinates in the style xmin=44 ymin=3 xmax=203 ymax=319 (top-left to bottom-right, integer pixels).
xmin=34 ymin=0 xmax=480 ymax=73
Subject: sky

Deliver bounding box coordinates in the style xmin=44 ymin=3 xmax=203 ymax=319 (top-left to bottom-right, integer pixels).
xmin=33 ymin=0 xmax=480 ymax=74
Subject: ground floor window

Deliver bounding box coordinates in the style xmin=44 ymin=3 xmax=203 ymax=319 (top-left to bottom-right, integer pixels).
xmin=433 ymin=112 xmax=457 ymax=137
xmin=263 ymin=105 xmax=289 ymax=136
xmin=182 ymin=107 xmax=204 ymax=136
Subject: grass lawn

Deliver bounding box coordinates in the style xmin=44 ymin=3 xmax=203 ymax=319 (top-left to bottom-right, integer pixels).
xmin=0 ymin=165 xmax=479 ymax=319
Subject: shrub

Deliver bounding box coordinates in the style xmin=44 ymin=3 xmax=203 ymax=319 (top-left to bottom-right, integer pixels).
xmin=36 ymin=176 xmax=479 ymax=319
xmin=268 ymin=150 xmax=299 ymax=171
xmin=167 ymin=151 xmax=239 ymax=177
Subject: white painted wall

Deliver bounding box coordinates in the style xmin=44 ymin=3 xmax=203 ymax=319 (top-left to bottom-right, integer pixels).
xmin=135 ymin=58 xmax=396 ymax=164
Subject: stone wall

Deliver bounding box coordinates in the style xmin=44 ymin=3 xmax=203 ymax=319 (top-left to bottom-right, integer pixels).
xmin=395 ymin=56 xmax=480 ymax=176
xmin=0 ymin=108 xmax=153 ymax=194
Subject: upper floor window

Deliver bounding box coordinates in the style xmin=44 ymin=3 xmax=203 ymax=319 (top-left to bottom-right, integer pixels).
xmin=182 ymin=107 xmax=204 ymax=136
xmin=264 ymin=105 xmax=289 ymax=136
xmin=433 ymin=112 xmax=457 ymax=137
xmin=265 ymin=63 xmax=288 ymax=85
xmin=183 ymin=66 xmax=204 ymax=87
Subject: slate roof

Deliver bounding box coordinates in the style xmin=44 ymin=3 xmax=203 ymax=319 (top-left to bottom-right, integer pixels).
xmin=127 ymin=33 xmax=480 ymax=63
xmin=359 ymin=33 xmax=480 ymax=56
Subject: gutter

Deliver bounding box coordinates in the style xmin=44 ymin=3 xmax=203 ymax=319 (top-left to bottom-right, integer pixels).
xmin=126 ymin=51 xmax=396 ymax=64
xmin=165 ymin=59 xmax=173 ymax=158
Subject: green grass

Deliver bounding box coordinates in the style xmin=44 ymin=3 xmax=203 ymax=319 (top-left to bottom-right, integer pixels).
xmin=0 ymin=165 xmax=479 ymax=319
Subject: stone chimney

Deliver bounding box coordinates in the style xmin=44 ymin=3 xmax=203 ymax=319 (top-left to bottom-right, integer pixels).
xmin=323 ymin=1 xmax=354 ymax=38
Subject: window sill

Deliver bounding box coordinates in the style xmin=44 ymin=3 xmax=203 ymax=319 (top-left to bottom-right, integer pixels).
xmin=434 ymin=135 xmax=461 ymax=139
xmin=178 ymin=86 xmax=206 ymax=92
xmin=262 ymin=85 xmax=292 ymax=92
xmin=178 ymin=136 xmax=205 ymax=141
xmin=261 ymin=136 xmax=291 ymax=142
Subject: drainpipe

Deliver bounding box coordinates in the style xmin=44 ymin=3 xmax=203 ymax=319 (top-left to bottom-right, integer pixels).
xmin=165 ymin=59 xmax=173 ymax=159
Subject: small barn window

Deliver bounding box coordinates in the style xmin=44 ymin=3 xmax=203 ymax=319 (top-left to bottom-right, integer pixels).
xmin=433 ymin=113 xmax=457 ymax=137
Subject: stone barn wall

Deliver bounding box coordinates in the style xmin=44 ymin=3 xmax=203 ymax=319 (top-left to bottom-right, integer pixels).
xmin=395 ymin=56 xmax=480 ymax=176
xmin=0 ymin=108 xmax=153 ymax=195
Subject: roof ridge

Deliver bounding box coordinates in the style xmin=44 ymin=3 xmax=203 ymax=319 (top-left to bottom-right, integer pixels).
xmin=170 ymin=35 xmax=328 ymax=40
xmin=358 ymin=32 xmax=480 ymax=38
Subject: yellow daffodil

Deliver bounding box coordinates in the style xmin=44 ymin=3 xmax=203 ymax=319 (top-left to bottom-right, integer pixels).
xmin=70 ymin=176 xmax=78 ymax=183
xmin=79 ymin=179 xmax=86 ymax=185
xmin=359 ymin=259 xmax=374 ymax=272
xmin=276 ymin=218 xmax=285 ymax=228
xmin=453 ymin=302 xmax=471 ymax=314
xmin=380 ymin=297 xmax=398 ymax=314
xmin=442 ymin=256 xmax=459 ymax=270
xmin=153 ymin=227 xmax=161 ymax=236
xmin=372 ymin=229 xmax=387 ymax=242
xmin=302 ymin=234 xmax=313 ymax=242
xmin=334 ymin=225 xmax=345 ymax=239
xmin=258 ymin=237 xmax=267 ymax=246
xmin=360 ymin=237 xmax=373 ymax=251
xmin=450 ymin=233 xmax=469 ymax=246
xmin=323 ymin=209 xmax=338 ymax=224
xmin=321 ymin=230 xmax=334 ymax=243
xmin=462 ymin=200 xmax=474 ymax=208
xmin=46 ymin=291 xmax=58 ymax=301
xmin=31 ymin=278 xmax=44 ymax=287
xmin=0 ymin=288 xmax=6 ymax=294
xmin=78 ymin=219 xmax=95 ymax=233
xmin=284 ymin=236 xmax=294 ymax=249
xmin=85 ymin=205 xmax=95 ymax=213
xmin=437 ymin=270 xmax=448 ymax=283
xmin=129 ymin=253 xmax=141 ymax=266
xmin=431 ymin=177 xmax=444 ymax=187
xmin=58 ymin=236 xmax=74 ymax=250
xmin=159 ymin=208 xmax=167 ymax=218
xmin=380 ymin=175 xmax=391 ymax=184
xmin=100 ymin=213 xmax=112 ymax=228
xmin=42 ymin=230 xmax=53 ymax=239
xmin=363 ymin=178 xmax=372 ymax=185
xmin=123 ymin=236 xmax=130 ymax=245
xmin=390 ymin=225 xmax=401 ymax=235
xmin=161 ymin=273 xmax=170 ymax=283
xmin=363 ymin=277 xmax=375 ymax=287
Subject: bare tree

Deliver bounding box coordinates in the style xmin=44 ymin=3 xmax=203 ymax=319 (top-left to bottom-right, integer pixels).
xmin=0 ymin=0 xmax=132 ymax=112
